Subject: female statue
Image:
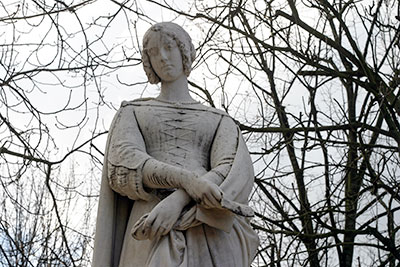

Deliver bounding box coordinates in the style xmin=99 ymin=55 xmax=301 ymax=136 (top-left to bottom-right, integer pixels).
xmin=92 ymin=22 xmax=259 ymax=267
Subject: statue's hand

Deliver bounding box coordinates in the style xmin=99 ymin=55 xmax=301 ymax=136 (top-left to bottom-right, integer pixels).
xmin=143 ymin=197 xmax=182 ymax=240
xmin=183 ymin=178 xmax=222 ymax=209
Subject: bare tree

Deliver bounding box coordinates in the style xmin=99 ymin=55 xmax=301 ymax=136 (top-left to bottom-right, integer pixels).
xmin=0 ymin=0 xmax=141 ymax=265
xmin=1 ymin=0 xmax=399 ymax=266
xmin=125 ymin=0 xmax=400 ymax=266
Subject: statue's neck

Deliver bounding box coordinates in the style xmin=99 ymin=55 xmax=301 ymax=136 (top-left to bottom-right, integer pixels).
xmin=158 ymin=75 xmax=194 ymax=103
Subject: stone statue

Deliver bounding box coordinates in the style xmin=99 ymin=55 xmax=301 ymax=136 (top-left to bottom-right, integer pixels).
xmin=92 ymin=22 xmax=259 ymax=267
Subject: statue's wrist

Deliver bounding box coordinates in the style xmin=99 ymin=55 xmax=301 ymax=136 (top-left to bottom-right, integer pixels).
xmin=180 ymin=174 xmax=198 ymax=192
xmin=167 ymin=189 xmax=191 ymax=208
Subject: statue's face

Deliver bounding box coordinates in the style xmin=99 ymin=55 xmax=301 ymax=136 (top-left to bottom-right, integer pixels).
xmin=146 ymin=32 xmax=184 ymax=82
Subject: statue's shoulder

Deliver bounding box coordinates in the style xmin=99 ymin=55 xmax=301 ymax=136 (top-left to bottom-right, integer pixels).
xmin=198 ymin=104 xmax=240 ymax=130
xmin=196 ymin=103 xmax=231 ymax=117
xmin=120 ymin=98 xmax=153 ymax=108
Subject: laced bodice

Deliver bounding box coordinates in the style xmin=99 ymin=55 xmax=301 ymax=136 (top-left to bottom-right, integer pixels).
xmin=134 ymin=100 xmax=222 ymax=175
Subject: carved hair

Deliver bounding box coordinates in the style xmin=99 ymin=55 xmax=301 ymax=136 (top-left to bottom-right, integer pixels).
xmin=142 ymin=22 xmax=196 ymax=84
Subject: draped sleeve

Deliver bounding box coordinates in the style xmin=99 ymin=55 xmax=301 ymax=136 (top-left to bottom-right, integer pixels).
xmin=106 ymin=102 xmax=154 ymax=201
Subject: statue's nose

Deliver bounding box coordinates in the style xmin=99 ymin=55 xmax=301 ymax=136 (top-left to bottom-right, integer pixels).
xmin=159 ymin=47 xmax=168 ymax=61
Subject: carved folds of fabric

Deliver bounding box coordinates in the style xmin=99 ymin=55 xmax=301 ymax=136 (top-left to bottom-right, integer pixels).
xmin=107 ymin=104 xmax=153 ymax=201
xmin=93 ymin=99 xmax=259 ymax=267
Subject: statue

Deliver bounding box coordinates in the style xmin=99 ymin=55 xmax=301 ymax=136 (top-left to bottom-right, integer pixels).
xmin=92 ymin=22 xmax=259 ymax=267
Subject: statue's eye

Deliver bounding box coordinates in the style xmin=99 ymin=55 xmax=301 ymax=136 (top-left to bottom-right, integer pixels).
xmin=164 ymin=41 xmax=176 ymax=50
xmin=165 ymin=43 xmax=172 ymax=50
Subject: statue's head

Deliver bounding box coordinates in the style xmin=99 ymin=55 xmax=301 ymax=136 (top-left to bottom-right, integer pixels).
xmin=142 ymin=22 xmax=196 ymax=84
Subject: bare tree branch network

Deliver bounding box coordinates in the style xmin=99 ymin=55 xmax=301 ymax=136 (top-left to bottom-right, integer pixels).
xmin=1 ymin=0 xmax=399 ymax=266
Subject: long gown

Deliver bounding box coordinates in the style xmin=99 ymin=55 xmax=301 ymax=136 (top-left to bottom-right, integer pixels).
xmin=92 ymin=98 xmax=259 ymax=267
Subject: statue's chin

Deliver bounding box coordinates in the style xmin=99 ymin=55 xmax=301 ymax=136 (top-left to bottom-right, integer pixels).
xmin=158 ymin=71 xmax=184 ymax=83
